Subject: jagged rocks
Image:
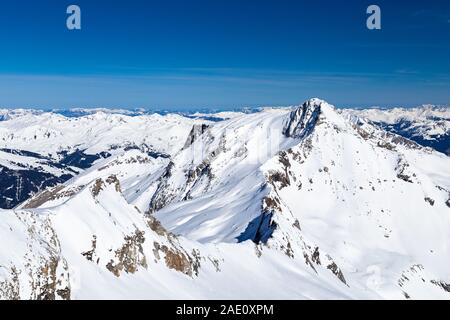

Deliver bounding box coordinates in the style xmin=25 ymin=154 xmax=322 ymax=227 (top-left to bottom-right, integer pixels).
xmin=106 ymin=230 xmax=147 ymax=277
xmin=37 ymin=257 xmax=61 ymax=300
xmin=21 ymin=185 xmax=84 ymax=209
xmin=98 ymin=153 xmax=153 ymax=171
xmin=153 ymin=242 xmax=195 ymax=277
xmin=311 ymin=247 xmax=321 ymax=265
xmin=263 ymin=196 xmax=282 ymax=212
xmin=208 ymin=257 xmax=221 ymax=272
xmin=267 ymin=152 xmax=292 ymax=189
xmin=0 ymin=267 xmax=20 ymax=300
xmin=56 ymin=287 xmax=71 ymax=300
xmin=164 ymin=249 xmax=191 ymax=275
xmin=3 ymin=212 xmax=73 ymax=300
xmin=326 ymin=261 xmax=347 ymax=286
xmin=396 ymin=264 xmax=450 ymax=297
xmin=91 ymin=175 xmax=122 ymax=199
xmin=183 ymin=124 xmax=210 ymax=149
xmin=390 ymin=135 xmax=422 ymax=150
xmin=148 ymin=162 xmax=175 ymax=212
xmin=283 ymin=99 xmax=323 ymax=139
xmin=353 ymin=124 xmax=372 ymax=140
xmin=106 ymin=175 xmax=122 ymax=193
xmin=395 ymin=158 xmax=414 ymax=183
xmin=28 ymin=256 xmax=71 ymax=300
xmin=431 ymin=280 xmax=450 ymax=292
xmin=91 ymin=179 xmax=105 ymax=198
xmin=184 ymin=161 xmax=214 ymax=200
xmin=82 ymin=235 xmax=98 ymax=263
xmin=398 ymin=264 xmax=425 ymax=288
xmin=304 ymin=246 xmax=347 ymax=286
xmin=147 ymin=215 xmax=170 ymax=237
xmin=377 ymin=141 xmax=396 ymax=151
xmin=267 ymin=171 xmax=290 ymax=189
xmin=292 ymin=219 xmax=301 ymax=230
xmin=424 ymin=197 xmax=435 ymax=206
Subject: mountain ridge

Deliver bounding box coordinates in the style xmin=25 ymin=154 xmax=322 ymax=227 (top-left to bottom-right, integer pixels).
xmin=1 ymin=98 xmax=449 ymax=299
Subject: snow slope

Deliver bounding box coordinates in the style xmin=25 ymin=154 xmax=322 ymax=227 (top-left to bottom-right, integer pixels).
xmin=1 ymin=99 xmax=450 ymax=300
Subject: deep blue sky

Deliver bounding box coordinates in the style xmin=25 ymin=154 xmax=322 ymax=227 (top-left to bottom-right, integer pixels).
xmin=0 ymin=0 xmax=449 ymax=109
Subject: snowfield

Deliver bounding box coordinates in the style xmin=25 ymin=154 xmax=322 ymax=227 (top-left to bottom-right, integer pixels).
xmin=0 ymin=99 xmax=449 ymax=300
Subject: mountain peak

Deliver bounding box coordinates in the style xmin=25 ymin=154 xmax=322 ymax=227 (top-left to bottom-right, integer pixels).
xmin=282 ymin=98 xmax=334 ymax=138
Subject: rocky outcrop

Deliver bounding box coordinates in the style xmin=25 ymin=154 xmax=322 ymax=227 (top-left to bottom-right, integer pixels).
xmin=395 ymin=158 xmax=415 ymax=183
xmin=106 ymin=230 xmax=148 ymax=277
xmin=148 ymin=162 xmax=175 ymax=213
xmin=91 ymin=175 xmax=122 ymax=198
xmin=183 ymin=124 xmax=210 ymax=149
xmin=283 ymin=99 xmax=323 ymax=139
xmin=0 ymin=212 xmax=71 ymax=300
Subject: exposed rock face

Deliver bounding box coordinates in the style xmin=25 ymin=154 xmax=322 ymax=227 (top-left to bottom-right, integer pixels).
xmin=148 ymin=134 xmax=227 ymax=213
xmin=0 ymin=212 xmax=71 ymax=300
xmin=91 ymin=179 xmax=106 ymax=198
xmin=147 ymin=215 xmax=170 ymax=237
xmin=91 ymin=175 xmax=122 ymax=198
xmin=0 ymin=267 xmax=20 ymax=300
xmin=36 ymin=256 xmax=71 ymax=300
xmin=283 ymin=98 xmax=323 ymax=139
xmin=183 ymin=124 xmax=210 ymax=149
xmin=106 ymin=230 xmax=148 ymax=277
xmin=21 ymin=185 xmax=69 ymax=209
xmin=267 ymin=152 xmax=292 ymax=189
xmin=153 ymin=242 xmax=194 ymax=276
xmin=432 ymin=281 xmax=450 ymax=292
xmin=327 ymin=261 xmax=347 ymax=285
xmin=424 ymin=197 xmax=435 ymax=206
xmin=395 ymin=158 xmax=414 ymax=183
xmin=82 ymin=235 xmax=98 ymax=263
xmin=148 ymin=162 xmax=175 ymax=212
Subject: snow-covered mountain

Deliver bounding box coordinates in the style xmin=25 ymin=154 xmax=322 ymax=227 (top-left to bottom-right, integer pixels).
xmin=342 ymin=106 xmax=450 ymax=156
xmin=0 ymin=99 xmax=449 ymax=300
xmin=0 ymin=110 xmax=207 ymax=208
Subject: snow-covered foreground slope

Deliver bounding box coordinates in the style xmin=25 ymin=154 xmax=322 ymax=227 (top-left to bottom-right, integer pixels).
xmin=1 ymin=99 xmax=450 ymax=300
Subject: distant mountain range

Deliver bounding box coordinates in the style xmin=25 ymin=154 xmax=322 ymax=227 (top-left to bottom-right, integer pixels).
xmin=343 ymin=106 xmax=450 ymax=156
xmin=0 ymin=100 xmax=449 ymax=299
